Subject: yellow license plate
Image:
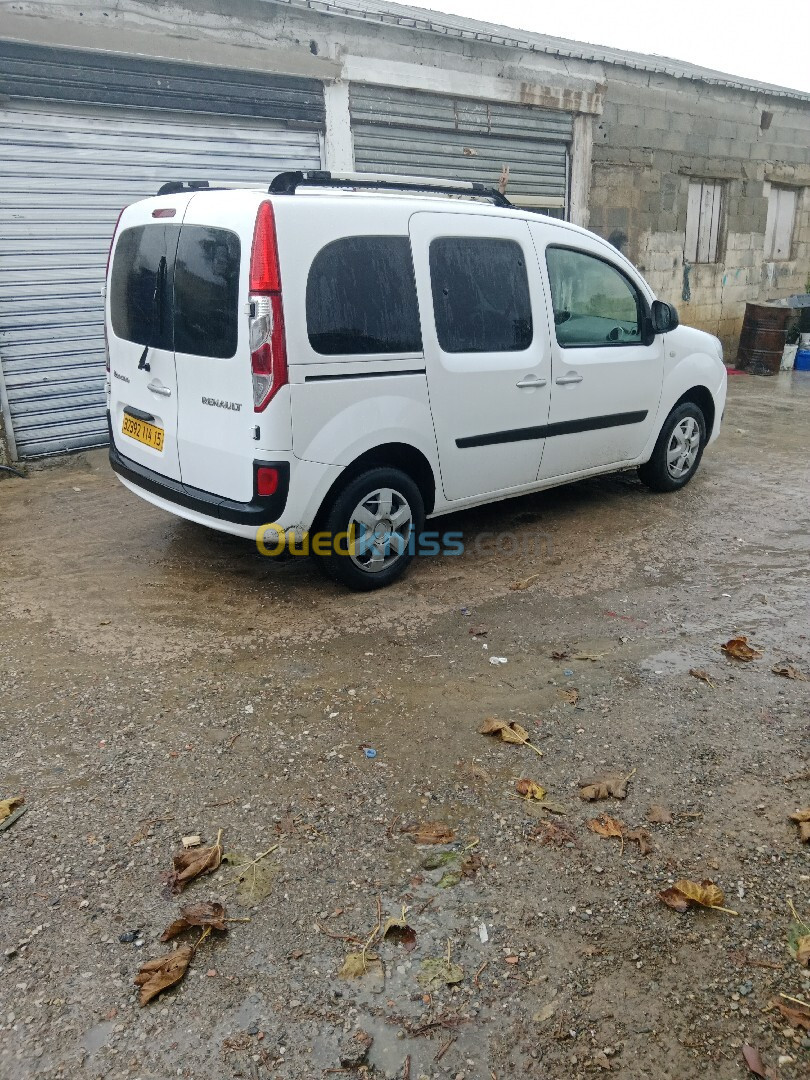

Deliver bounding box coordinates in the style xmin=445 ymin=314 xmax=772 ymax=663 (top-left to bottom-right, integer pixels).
xmin=122 ymin=413 xmax=164 ymax=451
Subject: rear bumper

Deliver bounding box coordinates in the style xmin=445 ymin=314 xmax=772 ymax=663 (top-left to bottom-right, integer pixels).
xmin=108 ymin=423 xmax=289 ymax=527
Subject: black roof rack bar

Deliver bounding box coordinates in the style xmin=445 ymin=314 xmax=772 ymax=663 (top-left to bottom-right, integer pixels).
xmin=268 ymin=170 xmax=512 ymax=207
xmin=156 ymin=180 xmax=212 ymax=196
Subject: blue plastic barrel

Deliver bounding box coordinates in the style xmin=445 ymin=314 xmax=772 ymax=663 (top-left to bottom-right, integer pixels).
xmin=795 ymin=348 xmax=810 ymax=371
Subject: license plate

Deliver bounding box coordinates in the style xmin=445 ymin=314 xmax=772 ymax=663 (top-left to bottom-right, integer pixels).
xmin=122 ymin=413 xmax=164 ymax=451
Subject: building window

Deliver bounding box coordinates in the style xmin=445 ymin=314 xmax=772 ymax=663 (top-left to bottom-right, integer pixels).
xmin=764 ymin=185 xmax=797 ymax=260
xmin=429 ymin=237 xmax=533 ymax=353
xmin=684 ymin=181 xmax=723 ymax=263
xmin=306 ymin=236 xmax=422 ymax=355
xmin=545 ymin=247 xmax=643 ymax=347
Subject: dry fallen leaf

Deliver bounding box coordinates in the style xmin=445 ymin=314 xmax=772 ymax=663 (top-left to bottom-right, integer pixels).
xmin=160 ymin=901 xmax=227 ymax=942
xmin=557 ymin=688 xmax=579 ymax=705
xmin=689 ymin=668 xmax=714 ymax=687
xmin=550 ymin=650 xmax=569 ymax=660
xmin=721 ymin=635 xmax=762 ymax=662
xmin=165 ymin=833 xmax=223 ymax=894
xmin=533 ymin=1000 xmax=557 ymax=1023
xmin=532 ymin=820 xmax=578 ymax=847
xmin=0 ymin=796 xmax=24 ymax=824
xmin=772 ymin=662 xmax=807 ymax=681
xmin=417 ymin=956 xmax=464 ymax=989
xmin=134 ymin=944 xmax=194 ymax=1006
xmin=578 ymin=772 xmax=632 ymax=801
xmin=479 ymin=718 xmax=543 ymax=757
xmin=658 ymin=879 xmax=737 ymax=915
xmin=515 ymin=778 xmax=547 ymax=801
xmin=795 ymin=934 xmax=810 ymax=968
xmin=587 ymin=814 xmax=625 ymax=853
xmin=401 ymin=822 xmax=456 ymax=845
xmin=510 ymin=573 xmax=541 ymax=591
xmin=625 ymin=828 xmax=653 ymax=856
xmin=790 ymin=808 xmax=810 ymax=843
xmin=339 ymin=952 xmax=383 ymax=981
xmin=742 ymin=1044 xmax=777 ymax=1079
xmin=773 ymin=997 xmax=810 ymax=1030
xmin=461 ymin=852 xmax=482 ymax=877
xmin=646 ymin=804 xmax=674 ymax=824
xmin=382 ymin=914 xmax=417 ymax=952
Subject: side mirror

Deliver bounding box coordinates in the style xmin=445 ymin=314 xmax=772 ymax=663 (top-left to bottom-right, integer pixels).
xmin=651 ymin=299 xmax=679 ymax=334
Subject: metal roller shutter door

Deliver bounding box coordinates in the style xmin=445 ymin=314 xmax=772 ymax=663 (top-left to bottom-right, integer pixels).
xmin=350 ymin=84 xmax=572 ymax=207
xmin=0 ymin=107 xmax=321 ymax=458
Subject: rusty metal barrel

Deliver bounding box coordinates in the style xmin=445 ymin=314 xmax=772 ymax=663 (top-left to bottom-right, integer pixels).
xmin=737 ymin=302 xmax=791 ymax=375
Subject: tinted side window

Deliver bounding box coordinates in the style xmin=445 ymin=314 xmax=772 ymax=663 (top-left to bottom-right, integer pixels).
xmin=429 ymin=237 xmax=533 ymax=353
xmin=174 ymin=227 xmax=241 ymax=359
xmin=546 ymin=247 xmax=643 ymax=347
xmin=306 ymin=236 xmax=422 ymax=355
xmin=110 ymin=225 xmax=176 ymax=350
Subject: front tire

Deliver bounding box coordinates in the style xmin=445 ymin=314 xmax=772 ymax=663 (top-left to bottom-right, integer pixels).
xmin=638 ymin=401 xmax=707 ymax=492
xmin=316 ymin=467 xmax=425 ymax=591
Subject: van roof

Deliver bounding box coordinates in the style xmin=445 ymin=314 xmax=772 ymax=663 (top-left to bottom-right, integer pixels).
xmin=152 ymin=170 xmax=596 ymax=241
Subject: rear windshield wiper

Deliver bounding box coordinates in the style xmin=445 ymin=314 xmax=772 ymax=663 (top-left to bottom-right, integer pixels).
xmin=138 ymin=255 xmax=168 ymax=372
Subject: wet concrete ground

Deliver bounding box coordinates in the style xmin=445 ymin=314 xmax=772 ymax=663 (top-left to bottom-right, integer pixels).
xmin=1 ymin=371 xmax=809 ymax=1080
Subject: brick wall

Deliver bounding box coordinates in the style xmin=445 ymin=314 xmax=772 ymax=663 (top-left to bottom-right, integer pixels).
xmin=589 ymin=70 xmax=810 ymax=355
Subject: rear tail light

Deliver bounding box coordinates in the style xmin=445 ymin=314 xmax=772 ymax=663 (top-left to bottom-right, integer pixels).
xmin=256 ymin=466 xmax=280 ymax=497
xmin=249 ymin=201 xmax=287 ymax=412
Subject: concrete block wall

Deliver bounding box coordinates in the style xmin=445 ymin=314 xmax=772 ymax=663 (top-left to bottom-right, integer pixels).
xmin=591 ymin=69 xmax=810 ymax=355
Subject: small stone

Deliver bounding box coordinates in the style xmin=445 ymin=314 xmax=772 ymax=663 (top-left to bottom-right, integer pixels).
xmin=339 ymin=1030 xmax=372 ymax=1069
xmin=118 ymin=931 xmax=138 ymax=944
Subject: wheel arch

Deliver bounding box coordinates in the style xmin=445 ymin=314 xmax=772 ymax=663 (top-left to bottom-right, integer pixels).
xmin=313 ymin=442 xmax=437 ymax=527
xmin=673 ymin=385 xmax=716 ymax=436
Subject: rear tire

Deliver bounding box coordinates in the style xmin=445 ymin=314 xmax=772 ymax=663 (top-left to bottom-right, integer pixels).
xmin=316 ymin=467 xmax=425 ymax=591
xmin=638 ymin=401 xmax=707 ymax=492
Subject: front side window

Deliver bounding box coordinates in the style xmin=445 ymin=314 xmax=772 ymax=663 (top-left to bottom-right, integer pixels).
xmin=545 ymin=247 xmax=643 ymax=347
xmin=429 ymin=237 xmax=533 ymax=353
xmin=306 ymin=236 xmax=422 ymax=355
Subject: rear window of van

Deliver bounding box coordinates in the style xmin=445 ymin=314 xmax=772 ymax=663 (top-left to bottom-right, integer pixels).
xmin=110 ymin=224 xmax=241 ymax=359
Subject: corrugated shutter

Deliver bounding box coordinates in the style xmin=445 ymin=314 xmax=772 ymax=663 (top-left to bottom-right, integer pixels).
xmin=0 ymin=40 xmax=325 ymax=127
xmin=0 ymin=105 xmax=321 ymax=458
xmin=350 ymin=85 xmax=571 ymax=205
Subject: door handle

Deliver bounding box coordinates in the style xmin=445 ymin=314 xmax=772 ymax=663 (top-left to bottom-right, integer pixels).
xmin=555 ymin=373 xmax=583 ymax=385
xmin=147 ymin=381 xmax=172 ymax=397
xmin=516 ymin=376 xmax=547 ymax=388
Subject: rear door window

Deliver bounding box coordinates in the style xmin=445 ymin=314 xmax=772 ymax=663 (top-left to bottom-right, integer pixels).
xmin=306 ymin=235 xmax=422 ymax=355
xmin=429 ymin=237 xmax=533 ymax=353
xmin=174 ymin=227 xmax=241 ymax=359
xmin=110 ymin=225 xmax=177 ymax=350
xmin=110 ymin=224 xmax=240 ymax=359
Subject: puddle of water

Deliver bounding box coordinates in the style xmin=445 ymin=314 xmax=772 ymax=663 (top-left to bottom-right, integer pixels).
xmin=83 ymin=1020 xmax=114 ymax=1056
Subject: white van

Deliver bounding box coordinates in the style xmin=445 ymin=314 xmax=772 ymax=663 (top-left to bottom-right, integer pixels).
xmin=105 ymin=171 xmax=727 ymax=590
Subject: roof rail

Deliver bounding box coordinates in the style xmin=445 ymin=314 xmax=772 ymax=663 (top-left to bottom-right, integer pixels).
xmin=268 ymin=170 xmax=512 ymax=207
xmin=156 ymin=180 xmax=212 ymax=196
